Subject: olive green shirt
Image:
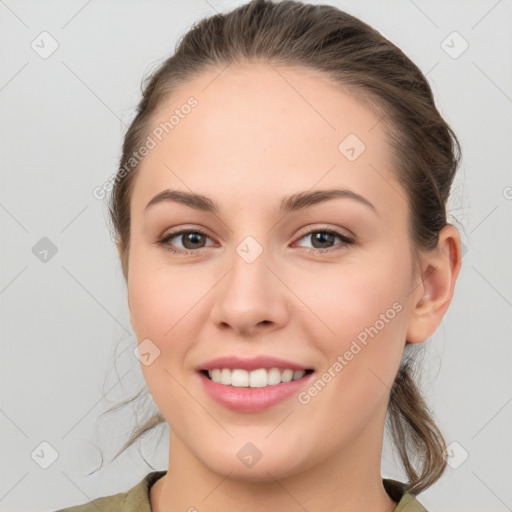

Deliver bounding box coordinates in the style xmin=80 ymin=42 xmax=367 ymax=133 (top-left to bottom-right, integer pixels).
xmin=55 ymin=470 xmax=427 ymax=511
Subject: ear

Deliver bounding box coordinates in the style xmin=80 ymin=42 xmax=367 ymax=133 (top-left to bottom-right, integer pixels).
xmin=406 ymin=224 xmax=462 ymax=344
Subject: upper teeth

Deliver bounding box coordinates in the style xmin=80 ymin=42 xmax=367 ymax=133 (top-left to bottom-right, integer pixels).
xmin=207 ymin=368 xmax=306 ymax=387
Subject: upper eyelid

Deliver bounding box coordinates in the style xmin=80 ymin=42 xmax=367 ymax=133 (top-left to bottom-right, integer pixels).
xmin=162 ymin=224 xmax=352 ymax=238
xmin=295 ymin=224 xmax=354 ymax=239
xmin=161 ymin=225 xmax=354 ymax=247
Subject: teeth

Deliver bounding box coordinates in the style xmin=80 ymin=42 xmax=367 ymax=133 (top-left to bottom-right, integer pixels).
xmin=231 ymin=369 xmax=249 ymax=387
xmin=207 ymin=367 xmax=307 ymax=387
xmin=249 ymin=368 xmax=267 ymax=388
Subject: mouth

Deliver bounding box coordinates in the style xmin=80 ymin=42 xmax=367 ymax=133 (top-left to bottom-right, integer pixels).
xmin=197 ymin=366 xmax=316 ymax=412
xmin=196 ymin=355 xmax=316 ymax=411
xmin=199 ymin=368 xmax=315 ymax=388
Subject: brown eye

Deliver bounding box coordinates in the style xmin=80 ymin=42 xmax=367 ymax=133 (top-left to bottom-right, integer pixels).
xmin=295 ymin=229 xmax=354 ymax=252
xmin=157 ymin=229 xmax=213 ymax=254
xmin=179 ymin=232 xmax=207 ymax=249
xmin=310 ymin=232 xmax=337 ymax=249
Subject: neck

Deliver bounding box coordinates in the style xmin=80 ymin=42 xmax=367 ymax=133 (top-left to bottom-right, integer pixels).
xmin=150 ymin=413 xmax=396 ymax=512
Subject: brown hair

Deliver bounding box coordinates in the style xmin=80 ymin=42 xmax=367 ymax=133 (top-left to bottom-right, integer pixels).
xmin=102 ymin=0 xmax=461 ymax=495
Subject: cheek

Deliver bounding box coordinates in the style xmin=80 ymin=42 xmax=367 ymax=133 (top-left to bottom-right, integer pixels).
xmin=307 ymin=256 xmax=409 ymax=341
xmin=127 ymin=242 xmax=193 ymax=337
xmin=301 ymin=250 xmax=411 ymax=395
xmin=127 ymin=251 xmax=214 ymax=373
xmin=127 ymin=258 xmax=204 ymax=421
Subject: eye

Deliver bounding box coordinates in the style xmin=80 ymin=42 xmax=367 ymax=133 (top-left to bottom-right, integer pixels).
xmin=156 ymin=226 xmax=354 ymax=256
xmin=294 ymin=227 xmax=354 ymax=253
xmin=157 ymin=229 xmax=214 ymax=255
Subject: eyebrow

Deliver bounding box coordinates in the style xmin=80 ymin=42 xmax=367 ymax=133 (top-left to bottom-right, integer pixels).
xmin=144 ymin=188 xmax=378 ymax=215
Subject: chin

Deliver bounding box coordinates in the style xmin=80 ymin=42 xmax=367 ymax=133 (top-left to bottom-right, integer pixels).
xmin=210 ymin=461 xmax=299 ymax=483
xmin=197 ymin=444 xmax=309 ymax=483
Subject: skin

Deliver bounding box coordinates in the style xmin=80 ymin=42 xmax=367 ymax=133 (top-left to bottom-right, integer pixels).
xmin=120 ymin=62 xmax=462 ymax=512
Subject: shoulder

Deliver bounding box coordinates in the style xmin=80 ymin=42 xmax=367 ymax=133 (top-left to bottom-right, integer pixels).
xmin=383 ymin=479 xmax=429 ymax=512
xmin=54 ymin=471 xmax=167 ymax=512
xmin=54 ymin=491 xmax=126 ymax=512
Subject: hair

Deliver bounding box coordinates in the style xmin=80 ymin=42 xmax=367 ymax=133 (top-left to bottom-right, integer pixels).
xmin=102 ymin=0 xmax=461 ymax=496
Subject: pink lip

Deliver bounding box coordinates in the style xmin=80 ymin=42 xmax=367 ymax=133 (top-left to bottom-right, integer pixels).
xmin=197 ymin=355 xmax=311 ymax=372
xmin=197 ymin=368 xmax=315 ymax=413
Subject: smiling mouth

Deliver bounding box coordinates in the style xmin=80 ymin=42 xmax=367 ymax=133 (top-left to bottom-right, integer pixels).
xmin=200 ymin=368 xmax=315 ymax=387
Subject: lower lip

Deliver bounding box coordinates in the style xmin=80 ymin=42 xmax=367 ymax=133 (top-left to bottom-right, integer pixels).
xmin=198 ymin=371 xmax=315 ymax=412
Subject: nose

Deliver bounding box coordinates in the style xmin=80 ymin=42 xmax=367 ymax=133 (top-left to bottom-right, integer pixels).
xmin=209 ymin=246 xmax=290 ymax=337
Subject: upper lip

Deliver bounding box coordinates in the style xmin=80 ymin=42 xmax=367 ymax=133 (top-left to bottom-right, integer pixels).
xmin=197 ymin=356 xmax=312 ymax=372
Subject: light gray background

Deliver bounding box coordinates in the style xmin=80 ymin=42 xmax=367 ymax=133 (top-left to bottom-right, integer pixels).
xmin=1 ymin=1 xmax=511 ymax=511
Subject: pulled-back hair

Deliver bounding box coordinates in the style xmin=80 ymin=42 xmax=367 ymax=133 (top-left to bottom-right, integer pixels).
xmin=103 ymin=0 xmax=461 ymax=495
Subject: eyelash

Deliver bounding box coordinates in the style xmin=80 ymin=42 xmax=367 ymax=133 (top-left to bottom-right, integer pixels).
xmin=156 ymin=226 xmax=354 ymax=256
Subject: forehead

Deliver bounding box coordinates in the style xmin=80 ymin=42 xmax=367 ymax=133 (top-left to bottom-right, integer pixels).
xmin=130 ymin=62 xmax=403 ymax=216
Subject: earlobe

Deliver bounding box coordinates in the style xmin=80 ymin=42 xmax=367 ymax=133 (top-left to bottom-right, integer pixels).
xmin=406 ymin=224 xmax=462 ymax=344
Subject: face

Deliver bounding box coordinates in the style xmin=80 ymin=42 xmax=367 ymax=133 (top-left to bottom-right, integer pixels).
xmin=125 ymin=62 xmax=422 ymax=481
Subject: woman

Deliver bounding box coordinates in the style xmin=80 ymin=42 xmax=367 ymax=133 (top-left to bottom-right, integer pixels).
xmin=56 ymin=0 xmax=462 ymax=510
